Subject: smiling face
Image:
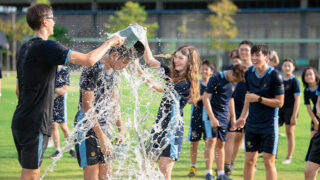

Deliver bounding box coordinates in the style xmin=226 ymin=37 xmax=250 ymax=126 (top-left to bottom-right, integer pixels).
xmin=173 ymin=50 xmax=189 ymax=72
xmin=251 ymin=51 xmax=269 ymax=69
xmin=239 ymin=44 xmax=251 ymax=63
xmin=282 ymin=61 xmax=295 ymax=76
xmin=200 ymin=64 xmax=214 ymax=79
xmin=304 ymin=69 xmax=317 ymax=86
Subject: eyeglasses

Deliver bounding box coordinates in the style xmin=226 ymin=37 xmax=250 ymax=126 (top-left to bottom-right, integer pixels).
xmin=45 ymin=16 xmax=56 ymax=22
xmin=239 ymin=48 xmax=250 ymax=52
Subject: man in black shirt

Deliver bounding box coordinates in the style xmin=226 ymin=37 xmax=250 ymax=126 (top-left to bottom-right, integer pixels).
xmin=12 ymin=4 xmax=125 ymax=180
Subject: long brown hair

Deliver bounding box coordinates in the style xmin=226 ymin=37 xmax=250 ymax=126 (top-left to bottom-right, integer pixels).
xmin=169 ymin=45 xmax=200 ymax=105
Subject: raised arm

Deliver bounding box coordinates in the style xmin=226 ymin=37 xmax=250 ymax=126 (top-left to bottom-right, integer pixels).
xmin=143 ymin=38 xmax=161 ymax=68
xmin=69 ymin=35 xmax=125 ymax=66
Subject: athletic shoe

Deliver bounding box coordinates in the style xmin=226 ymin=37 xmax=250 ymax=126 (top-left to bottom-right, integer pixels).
xmin=224 ymin=164 xmax=232 ymax=176
xmin=217 ymin=174 xmax=234 ymax=180
xmin=188 ymin=167 xmax=196 ymax=177
xmin=69 ymin=149 xmax=76 ymax=158
xmin=282 ymin=158 xmax=292 ymax=164
xmin=205 ymin=173 xmax=214 ymax=180
xmin=49 ymin=150 xmax=60 ymax=158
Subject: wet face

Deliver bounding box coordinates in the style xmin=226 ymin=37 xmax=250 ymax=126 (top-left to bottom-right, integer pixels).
xmin=239 ymin=44 xmax=251 ymax=62
xmin=251 ymin=51 xmax=268 ymax=69
xmin=304 ymin=69 xmax=316 ymax=85
xmin=200 ymin=64 xmax=213 ymax=79
xmin=113 ymin=57 xmax=131 ymax=71
xmin=173 ymin=50 xmax=189 ymax=72
xmin=282 ymin=61 xmax=294 ymax=76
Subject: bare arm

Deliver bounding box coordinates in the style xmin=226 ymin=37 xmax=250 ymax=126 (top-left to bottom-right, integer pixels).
xmin=69 ymin=35 xmax=125 ymax=66
xmin=82 ymin=90 xmax=112 ymax=154
xmin=111 ymin=88 xmax=125 ymax=144
xmin=290 ymin=95 xmax=300 ymax=125
xmin=202 ymin=92 xmax=219 ymax=127
xmin=143 ymin=38 xmax=161 ymax=68
xmin=317 ymin=96 xmax=320 ymax=118
xmin=307 ymin=104 xmax=319 ymax=130
xmin=236 ymin=93 xmax=250 ymax=128
xmin=246 ymin=93 xmax=284 ymax=108
xmin=229 ymin=98 xmax=236 ymax=130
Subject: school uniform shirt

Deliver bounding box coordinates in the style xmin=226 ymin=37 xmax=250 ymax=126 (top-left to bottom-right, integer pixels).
xmin=232 ymin=82 xmax=247 ymax=119
xmin=245 ymin=66 xmax=284 ymax=134
xmin=53 ymin=66 xmax=70 ymax=122
xmin=281 ymin=75 xmax=300 ymax=109
xmin=12 ymin=37 xmax=71 ymax=135
xmin=76 ymin=61 xmax=115 ymax=128
xmin=204 ymin=71 xmax=233 ymax=128
xmin=305 ymin=84 xmax=319 ymax=118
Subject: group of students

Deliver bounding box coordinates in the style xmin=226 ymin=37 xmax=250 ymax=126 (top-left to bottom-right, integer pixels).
xmin=10 ymin=3 xmax=320 ymax=180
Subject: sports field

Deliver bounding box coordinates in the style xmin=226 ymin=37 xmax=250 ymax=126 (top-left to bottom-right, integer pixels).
xmin=0 ymin=72 xmax=318 ymax=180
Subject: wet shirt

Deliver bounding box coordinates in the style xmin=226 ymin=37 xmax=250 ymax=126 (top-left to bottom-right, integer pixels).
xmin=12 ymin=37 xmax=71 ymax=135
xmin=205 ymin=71 xmax=233 ymax=127
xmin=245 ymin=66 xmax=284 ymax=134
xmin=155 ymin=63 xmax=190 ymax=129
xmin=77 ymin=61 xmax=115 ymax=126
xmin=281 ymin=75 xmax=300 ymax=109
xmin=305 ymin=84 xmax=319 ymax=118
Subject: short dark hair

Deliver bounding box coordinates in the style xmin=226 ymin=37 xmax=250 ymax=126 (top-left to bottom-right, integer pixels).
xmin=302 ymin=67 xmax=320 ymax=88
xmin=201 ymin=59 xmax=215 ymax=71
xmin=232 ymin=63 xmax=248 ymax=81
xmin=282 ymin=58 xmax=295 ymax=66
xmin=109 ymin=44 xmax=136 ymax=61
xmin=251 ymin=44 xmax=270 ymax=56
xmin=239 ymin=40 xmax=253 ymax=48
xmin=26 ymin=4 xmax=53 ymax=30
xmin=229 ymin=49 xmax=239 ymax=59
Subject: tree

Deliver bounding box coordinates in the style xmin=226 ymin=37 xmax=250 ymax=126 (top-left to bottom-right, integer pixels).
xmin=205 ymin=0 xmax=238 ymax=71
xmin=105 ymin=1 xmax=158 ymax=38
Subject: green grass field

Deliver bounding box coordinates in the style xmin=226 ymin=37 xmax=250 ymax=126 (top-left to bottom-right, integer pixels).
xmin=0 ymin=72 xmax=318 ymax=180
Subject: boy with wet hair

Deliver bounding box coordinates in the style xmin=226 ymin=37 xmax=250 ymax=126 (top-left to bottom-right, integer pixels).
xmin=202 ymin=64 xmax=247 ymax=180
xmin=236 ymin=44 xmax=284 ymax=180
xmin=75 ymin=44 xmax=136 ymax=180
xmin=11 ymin=3 xmax=125 ymax=179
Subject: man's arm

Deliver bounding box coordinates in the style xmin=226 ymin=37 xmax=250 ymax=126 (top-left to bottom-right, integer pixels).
xmin=236 ymin=93 xmax=250 ymax=128
xmin=202 ymin=92 xmax=219 ymax=127
xmin=82 ymin=90 xmax=112 ymax=155
xmin=245 ymin=93 xmax=284 ymax=108
xmin=69 ymin=35 xmax=125 ymax=66
xmin=229 ymin=98 xmax=236 ymax=130
xmin=143 ymin=38 xmax=161 ymax=68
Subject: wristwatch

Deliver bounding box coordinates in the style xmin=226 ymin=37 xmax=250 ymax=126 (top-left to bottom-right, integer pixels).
xmin=257 ymin=96 xmax=263 ymax=103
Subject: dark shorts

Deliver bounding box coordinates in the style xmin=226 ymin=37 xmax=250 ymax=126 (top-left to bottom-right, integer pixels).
xmin=148 ymin=123 xmax=184 ymax=161
xmin=244 ymin=131 xmax=278 ymax=155
xmin=75 ymin=109 xmax=106 ymax=167
xmin=188 ymin=115 xmax=205 ymax=142
xmin=12 ymin=129 xmax=49 ymax=169
xmin=306 ymin=131 xmax=320 ymax=164
xmin=279 ymin=107 xmax=294 ymax=126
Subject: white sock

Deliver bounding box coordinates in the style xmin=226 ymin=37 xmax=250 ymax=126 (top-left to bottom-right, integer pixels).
xmin=56 ymin=148 xmax=61 ymax=152
xmin=206 ymin=169 xmax=213 ymax=175
xmin=191 ymin=164 xmax=197 ymax=168
xmin=217 ymin=170 xmax=225 ymax=176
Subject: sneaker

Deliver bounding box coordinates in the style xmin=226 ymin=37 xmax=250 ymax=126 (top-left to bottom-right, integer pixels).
xmin=224 ymin=164 xmax=232 ymax=176
xmin=217 ymin=174 xmax=234 ymax=180
xmin=282 ymin=158 xmax=291 ymax=164
xmin=205 ymin=173 xmax=214 ymax=180
xmin=69 ymin=149 xmax=76 ymax=158
xmin=188 ymin=167 xmax=196 ymax=177
xmin=49 ymin=150 xmax=60 ymax=158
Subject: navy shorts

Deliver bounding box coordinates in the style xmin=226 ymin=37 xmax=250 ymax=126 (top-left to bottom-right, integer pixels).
xmin=306 ymin=131 xmax=320 ymax=164
xmin=279 ymin=107 xmax=294 ymax=126
xmin=75 ymin=109 xmax=105 ymax=167
xmin=12 ymin=129 xmax=49 ymax=169
xmin=244 ymin=130 xmax=278 ymax=155
xmin=188 ymin=111 xmax=205 ymax=142
xmin=53 ymin=94 xmax=67 ymax=124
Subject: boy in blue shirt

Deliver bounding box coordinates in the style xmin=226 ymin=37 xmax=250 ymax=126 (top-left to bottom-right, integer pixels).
xmin=236 ymin=44 xmax=284 ymax=180
xmin=202 ymin=64 xmax=247 ymax=180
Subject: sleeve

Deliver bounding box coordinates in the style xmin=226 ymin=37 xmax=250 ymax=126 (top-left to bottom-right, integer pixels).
xmin=272 ymin=71 xmax=284 ymax=95
xmin=43 ymin=40 xmax=72 ymax=66
xmin=304 ymin=89 xmax=310 ymax=105
xmin=80 ymin=66 xmax=97 ymax=91
xmin=205 ymin=75 xmax=217 ymax=94
xmin=293 ymin=77 xmax=301 ymax=96
xmin=160 ymin=62 xmax=171 ymax=77
xmin=316 ymin=81 xmax=320 ymax=96
xmin=174 ymin=81 xmax=190 ymax=98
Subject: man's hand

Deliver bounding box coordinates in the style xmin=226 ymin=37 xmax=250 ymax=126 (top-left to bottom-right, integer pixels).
xmin=110 ymin=35 xmax=126 ymax=47
xmin=210 ymin=117 xmax=220 ymax=128
xmin=290 ymin=115 xmax=297 ymax=126
xmin=98 ymin=134 xmax=113 ymax=156
xmin=236 ymin=117 xmax=246 ymax=128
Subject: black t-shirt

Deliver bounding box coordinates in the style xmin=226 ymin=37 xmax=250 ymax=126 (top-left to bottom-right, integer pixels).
xmin=12 ymin=37 xmax=71 ymax=135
